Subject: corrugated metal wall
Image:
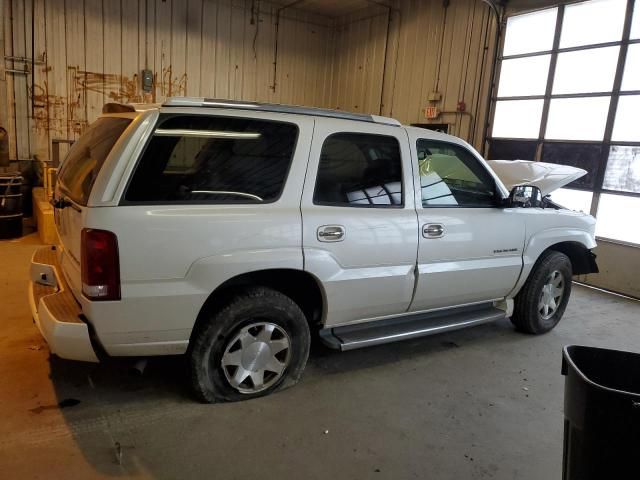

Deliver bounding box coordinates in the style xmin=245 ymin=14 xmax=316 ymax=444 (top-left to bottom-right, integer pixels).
xmin=327 ymin=6 xmax=391 ymax=116
xmin=0 ymin=0 xmax=497 ymax=163
xmin=328 ymin=0 xmax=496 ymax=145
xmin=1 ymin=0 xmax=334 ymax=162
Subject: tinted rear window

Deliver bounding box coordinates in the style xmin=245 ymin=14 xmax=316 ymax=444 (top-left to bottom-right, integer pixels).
xmin=58 ymin=117 xmax=132 ymax=205
xmin=314 ymin=133 xmax=403 ymax=207
xmin=124 ymin=115 xmax=298 ymax=204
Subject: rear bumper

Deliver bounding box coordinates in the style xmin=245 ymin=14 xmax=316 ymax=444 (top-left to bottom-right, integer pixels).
xmin=28 ymin=245 xmax=99 ymax=362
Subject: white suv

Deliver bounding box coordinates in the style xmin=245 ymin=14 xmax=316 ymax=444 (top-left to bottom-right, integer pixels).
xmin=29 ymin=98 xmax=598 ymax=402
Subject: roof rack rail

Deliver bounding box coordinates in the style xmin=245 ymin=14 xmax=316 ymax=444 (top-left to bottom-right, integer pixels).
xmin=162 ymin=97 xmax=401 ymax=126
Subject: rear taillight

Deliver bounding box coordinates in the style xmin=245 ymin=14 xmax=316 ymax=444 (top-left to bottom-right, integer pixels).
xmin=81 ymin=228 xmax=121 ymax=301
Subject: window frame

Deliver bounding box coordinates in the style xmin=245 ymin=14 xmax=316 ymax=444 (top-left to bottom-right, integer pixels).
xmin=120 ymin=113 xmax=300 ymax=206
xmin=416 ymin=139 xmax=501 ymax=209
xmin=312 ymin=131 xmax=405 ymax=209
xmin=488 ymin=0 xmax=640 ymax=246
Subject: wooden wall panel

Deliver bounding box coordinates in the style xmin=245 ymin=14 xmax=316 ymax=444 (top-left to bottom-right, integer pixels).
xmin=103 ymin=0 xmax=122 ymax=103
xmin=200 ymin=0 xmax=219 ymax=98
xmin=84 ymin=0 xmax=105 ymax=122
xmin=121 ymin=0 xmax=140 ymax=102
xmin=65 ymin=0 xmax=87 ymax=142
xmin=328 ymin=0 xmax=497 ymax=148
xmin=170 ymin=0 xmax=188 ymax=98
xmin=214 ymin=0 xmax=232 ymax=99
xmin=154 ymin=0 xmax=172 ymax=102
xmin=186 ymin=0 xmax=203 ymax=97
xmin=11 ymin=0 xmax=30 ymax=159
xmin=328 ymin=6 xmax=391 ymax=114
xmin=1 ymin=0 xmax=498 ymax=161
xmin=3 ymin=0 xmax=17 ymax=161
xmin=255 ymin=3 xmax=277 ymax=103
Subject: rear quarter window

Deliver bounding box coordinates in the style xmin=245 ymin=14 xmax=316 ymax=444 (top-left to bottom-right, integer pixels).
xmin=124 ymin=115 xmax=298 ymax=204
xmin=58 ymin=117 xmax=132 ymax=205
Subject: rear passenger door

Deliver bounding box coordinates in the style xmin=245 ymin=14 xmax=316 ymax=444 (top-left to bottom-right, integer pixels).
xmin=301 ymin=119 xmax=418 ymax=327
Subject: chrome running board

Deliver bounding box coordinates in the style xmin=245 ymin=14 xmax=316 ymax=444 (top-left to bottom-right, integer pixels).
xmin=319 ymin=304 xmax=506 ymax=351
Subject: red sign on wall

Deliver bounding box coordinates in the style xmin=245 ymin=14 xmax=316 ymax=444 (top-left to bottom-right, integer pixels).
xmin=425 ymin=106 xmax=440 ymax=119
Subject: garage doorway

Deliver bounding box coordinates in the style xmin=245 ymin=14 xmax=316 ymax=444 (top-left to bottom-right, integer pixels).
xmin=488 ymin=0 xmax=640 ymax=298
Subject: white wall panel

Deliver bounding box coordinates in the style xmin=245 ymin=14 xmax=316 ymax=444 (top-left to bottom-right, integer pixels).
xmin=327 ymin=0 xmax=496 ymax=146
xmin=1 ymin=0 xmax=497 ymax=160
xmin=2 ymin=0 xmax=335 ymax=161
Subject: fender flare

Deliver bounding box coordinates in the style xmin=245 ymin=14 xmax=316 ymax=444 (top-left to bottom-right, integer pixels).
xmin=510 ymin=228 xmax=597 ymax=296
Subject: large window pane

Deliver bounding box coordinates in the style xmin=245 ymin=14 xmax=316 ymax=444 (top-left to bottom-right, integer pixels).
xmin=632 ymin=2 xmax=640 ymax=39
xmin=621 ymin=44 xmax=640 ymax=91
xmin=545 ymin=97 xmax=610 ymax=141
xmin=541 ymin=142 xmax=602 ymax=189
xmin=612 ymin=95 xmax=640 ymax=142
xmin=553 ymin=46 xmax=619 ymax=94
xmin=603 ymin=145 xmax=640 ymax=193
xmin=498 ymin=55 xmax=550 ymax=97
xmin=560 ymin=0 xmax=626 ymax=48
xmin=596 ymin=194 xmax=640 ymax=244
xmin=492 ymin=100 xmax=544 ymax=139
xmin=488 ymin=140 xmax=538 ymax=161
xmin=548 ymin=188 xmax=593 ymax=213
xmin=503 ymin=8 xmax=557 ymax=56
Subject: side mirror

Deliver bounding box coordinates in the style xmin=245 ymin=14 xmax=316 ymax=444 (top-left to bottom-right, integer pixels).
xmin=507 ymin=185 xmax=543 ymax=208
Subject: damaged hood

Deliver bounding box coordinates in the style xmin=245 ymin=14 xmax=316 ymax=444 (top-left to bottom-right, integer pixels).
xmin=487 ymin=160 xmax=587 ymax=197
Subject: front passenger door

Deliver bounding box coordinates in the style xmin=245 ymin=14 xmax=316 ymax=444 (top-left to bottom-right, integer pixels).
xmin=409 ymin=136 xmax=525 ymax=312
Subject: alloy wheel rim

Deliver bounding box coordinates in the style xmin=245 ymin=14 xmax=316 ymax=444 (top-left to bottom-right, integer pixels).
xmin=538 ymin=270 xmax=565 ymax=320
xmin=221 ymin=322 xmax=291 ymax=394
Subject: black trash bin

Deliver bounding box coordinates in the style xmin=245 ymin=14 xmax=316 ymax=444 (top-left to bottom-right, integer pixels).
xmin=0 ymin=174 xmax=23 ymax=239
xmin=562 ymin=345 xmax=640 ymax=479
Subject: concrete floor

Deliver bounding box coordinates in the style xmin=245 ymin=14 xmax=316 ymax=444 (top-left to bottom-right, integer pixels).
xmin=1 ymin=233 xmax=639 ymax=480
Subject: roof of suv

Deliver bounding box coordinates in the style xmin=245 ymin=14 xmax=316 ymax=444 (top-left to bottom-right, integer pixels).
xmin=105 ymin=98 xmax=474 ymax=150
xmin=162 ymin=97 xmax=402 ymax=126
xmin=106 ymin=97 xmax=402 ymax=126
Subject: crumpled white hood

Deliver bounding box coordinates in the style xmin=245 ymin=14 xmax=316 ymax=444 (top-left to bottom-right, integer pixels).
xmin=488 ymin=160 xmax=587 ymax=197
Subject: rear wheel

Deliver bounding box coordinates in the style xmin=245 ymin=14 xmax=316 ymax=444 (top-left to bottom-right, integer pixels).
xmin=511 ymin=250 xmax=572 ymax=334
xmin=189 ymin=287 xmax=310 ymax=403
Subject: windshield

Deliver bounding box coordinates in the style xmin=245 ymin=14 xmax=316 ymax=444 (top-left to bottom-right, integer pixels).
xmin=58 ymin=117 xmax=132 ymax=205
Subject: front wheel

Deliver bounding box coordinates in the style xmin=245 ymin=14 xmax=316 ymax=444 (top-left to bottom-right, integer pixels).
xmin=511 ymin=250 xmax=572 ymax=334
xmin=189 ymin=287 xmax=311 ymax=403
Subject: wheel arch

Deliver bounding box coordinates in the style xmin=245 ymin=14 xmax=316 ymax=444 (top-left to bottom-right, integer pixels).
xmin=546 ymin=241 xmax=599 ymax=276
xmin=190 ymin=268 xmax=326 ymax=343
xmin=511 ymin=231 xmax=598 ymax=297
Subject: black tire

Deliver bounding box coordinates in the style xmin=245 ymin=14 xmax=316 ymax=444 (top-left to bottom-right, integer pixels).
xmin=188 ymin=287 xmax=310 ymax=403
xmin=511 ymin=250 xmax=572 ymax=334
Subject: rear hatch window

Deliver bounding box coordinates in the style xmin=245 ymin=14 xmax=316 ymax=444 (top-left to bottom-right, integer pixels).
xmin=58 ymin=117 xmax=132 ymax=205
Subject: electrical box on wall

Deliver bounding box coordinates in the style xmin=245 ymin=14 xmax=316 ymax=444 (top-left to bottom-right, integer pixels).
xmin=424 ymin=106 xmax=440 ymax=119
xmin=142 ymin=69 xmax=153 ymax=93
xmin=428 ymin=92 xmax=442 ymax=101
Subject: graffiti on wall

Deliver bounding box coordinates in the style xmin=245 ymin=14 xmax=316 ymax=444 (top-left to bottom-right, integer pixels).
xmin=29 ymin=65 xmax=188 ymax=142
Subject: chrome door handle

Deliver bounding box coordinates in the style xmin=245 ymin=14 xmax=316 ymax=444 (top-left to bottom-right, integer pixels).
xmin=423 ymin=223 xmax=445 ymax=238
xmin=317 ymin=225 xmax=345 ymax=242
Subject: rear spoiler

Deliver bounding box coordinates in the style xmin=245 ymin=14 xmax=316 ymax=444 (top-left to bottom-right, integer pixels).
xmin=102 ymin=103 xmax=136 ymax=114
